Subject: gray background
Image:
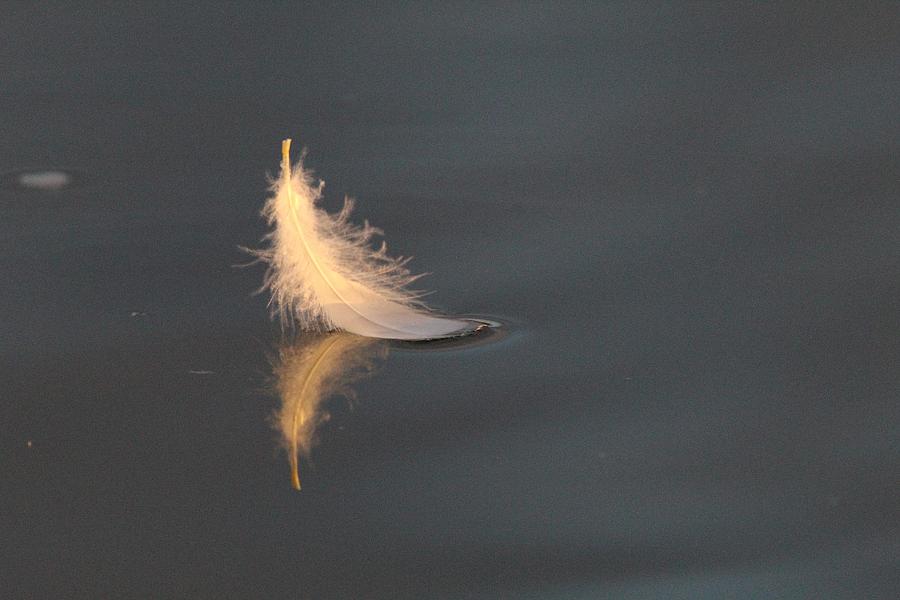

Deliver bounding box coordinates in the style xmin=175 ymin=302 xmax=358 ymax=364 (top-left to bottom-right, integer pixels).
xmin=1 ymin=2 xmax=898 ymax=598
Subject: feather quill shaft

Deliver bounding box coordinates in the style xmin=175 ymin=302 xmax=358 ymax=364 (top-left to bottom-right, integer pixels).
xmin=257 ymin=139 xmax=473 ymax=340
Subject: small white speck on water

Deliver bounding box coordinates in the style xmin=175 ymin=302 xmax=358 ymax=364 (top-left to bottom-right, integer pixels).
xmin=188 ymin=370 xmax=214 ymax=375
xmin=17 ymin=170 xmax=72 ymax=190
xmin=26 ymin=440 xmax=33 ymax=448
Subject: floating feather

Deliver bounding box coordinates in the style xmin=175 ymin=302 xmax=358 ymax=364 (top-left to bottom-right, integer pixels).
xmin=254 ymin=140 xmax=476 ymax=340
xmin=274 ymin=333 xmax=387 ymax=490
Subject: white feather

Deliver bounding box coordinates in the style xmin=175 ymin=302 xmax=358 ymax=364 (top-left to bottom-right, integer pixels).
xmin=254 ymin=139 xmax=473 ymax=340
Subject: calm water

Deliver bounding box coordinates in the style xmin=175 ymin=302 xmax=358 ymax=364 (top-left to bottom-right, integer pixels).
xmin=2 ymin=3 xmax=899 ymax=598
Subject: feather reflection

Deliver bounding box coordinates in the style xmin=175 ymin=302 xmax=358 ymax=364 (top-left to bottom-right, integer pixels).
xmin=273 ymin=333 xmax=387 ymax=490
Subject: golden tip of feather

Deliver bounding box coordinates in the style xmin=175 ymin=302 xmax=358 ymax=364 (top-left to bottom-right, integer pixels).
xmin=282 ymin=139 xmax=292 ymax=162
xmin=291 ymin=464 xmax=301 ymax=491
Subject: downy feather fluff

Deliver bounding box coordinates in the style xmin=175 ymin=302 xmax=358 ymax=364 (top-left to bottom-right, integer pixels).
xmin=255 ymin=140 xmax=473 ymax=340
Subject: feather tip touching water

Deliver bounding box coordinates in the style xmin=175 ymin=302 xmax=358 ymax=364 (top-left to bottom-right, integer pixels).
xmin=252 ymin=140 xmax=475 ymax=340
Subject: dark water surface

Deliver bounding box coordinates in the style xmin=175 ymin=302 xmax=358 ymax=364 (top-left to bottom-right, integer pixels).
xmin=2 ymin=3 xmax=899 ymax=598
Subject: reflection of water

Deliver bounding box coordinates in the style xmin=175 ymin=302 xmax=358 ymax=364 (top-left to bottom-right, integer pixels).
xmin=273 ymin=334 xmax=388 ymax=490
